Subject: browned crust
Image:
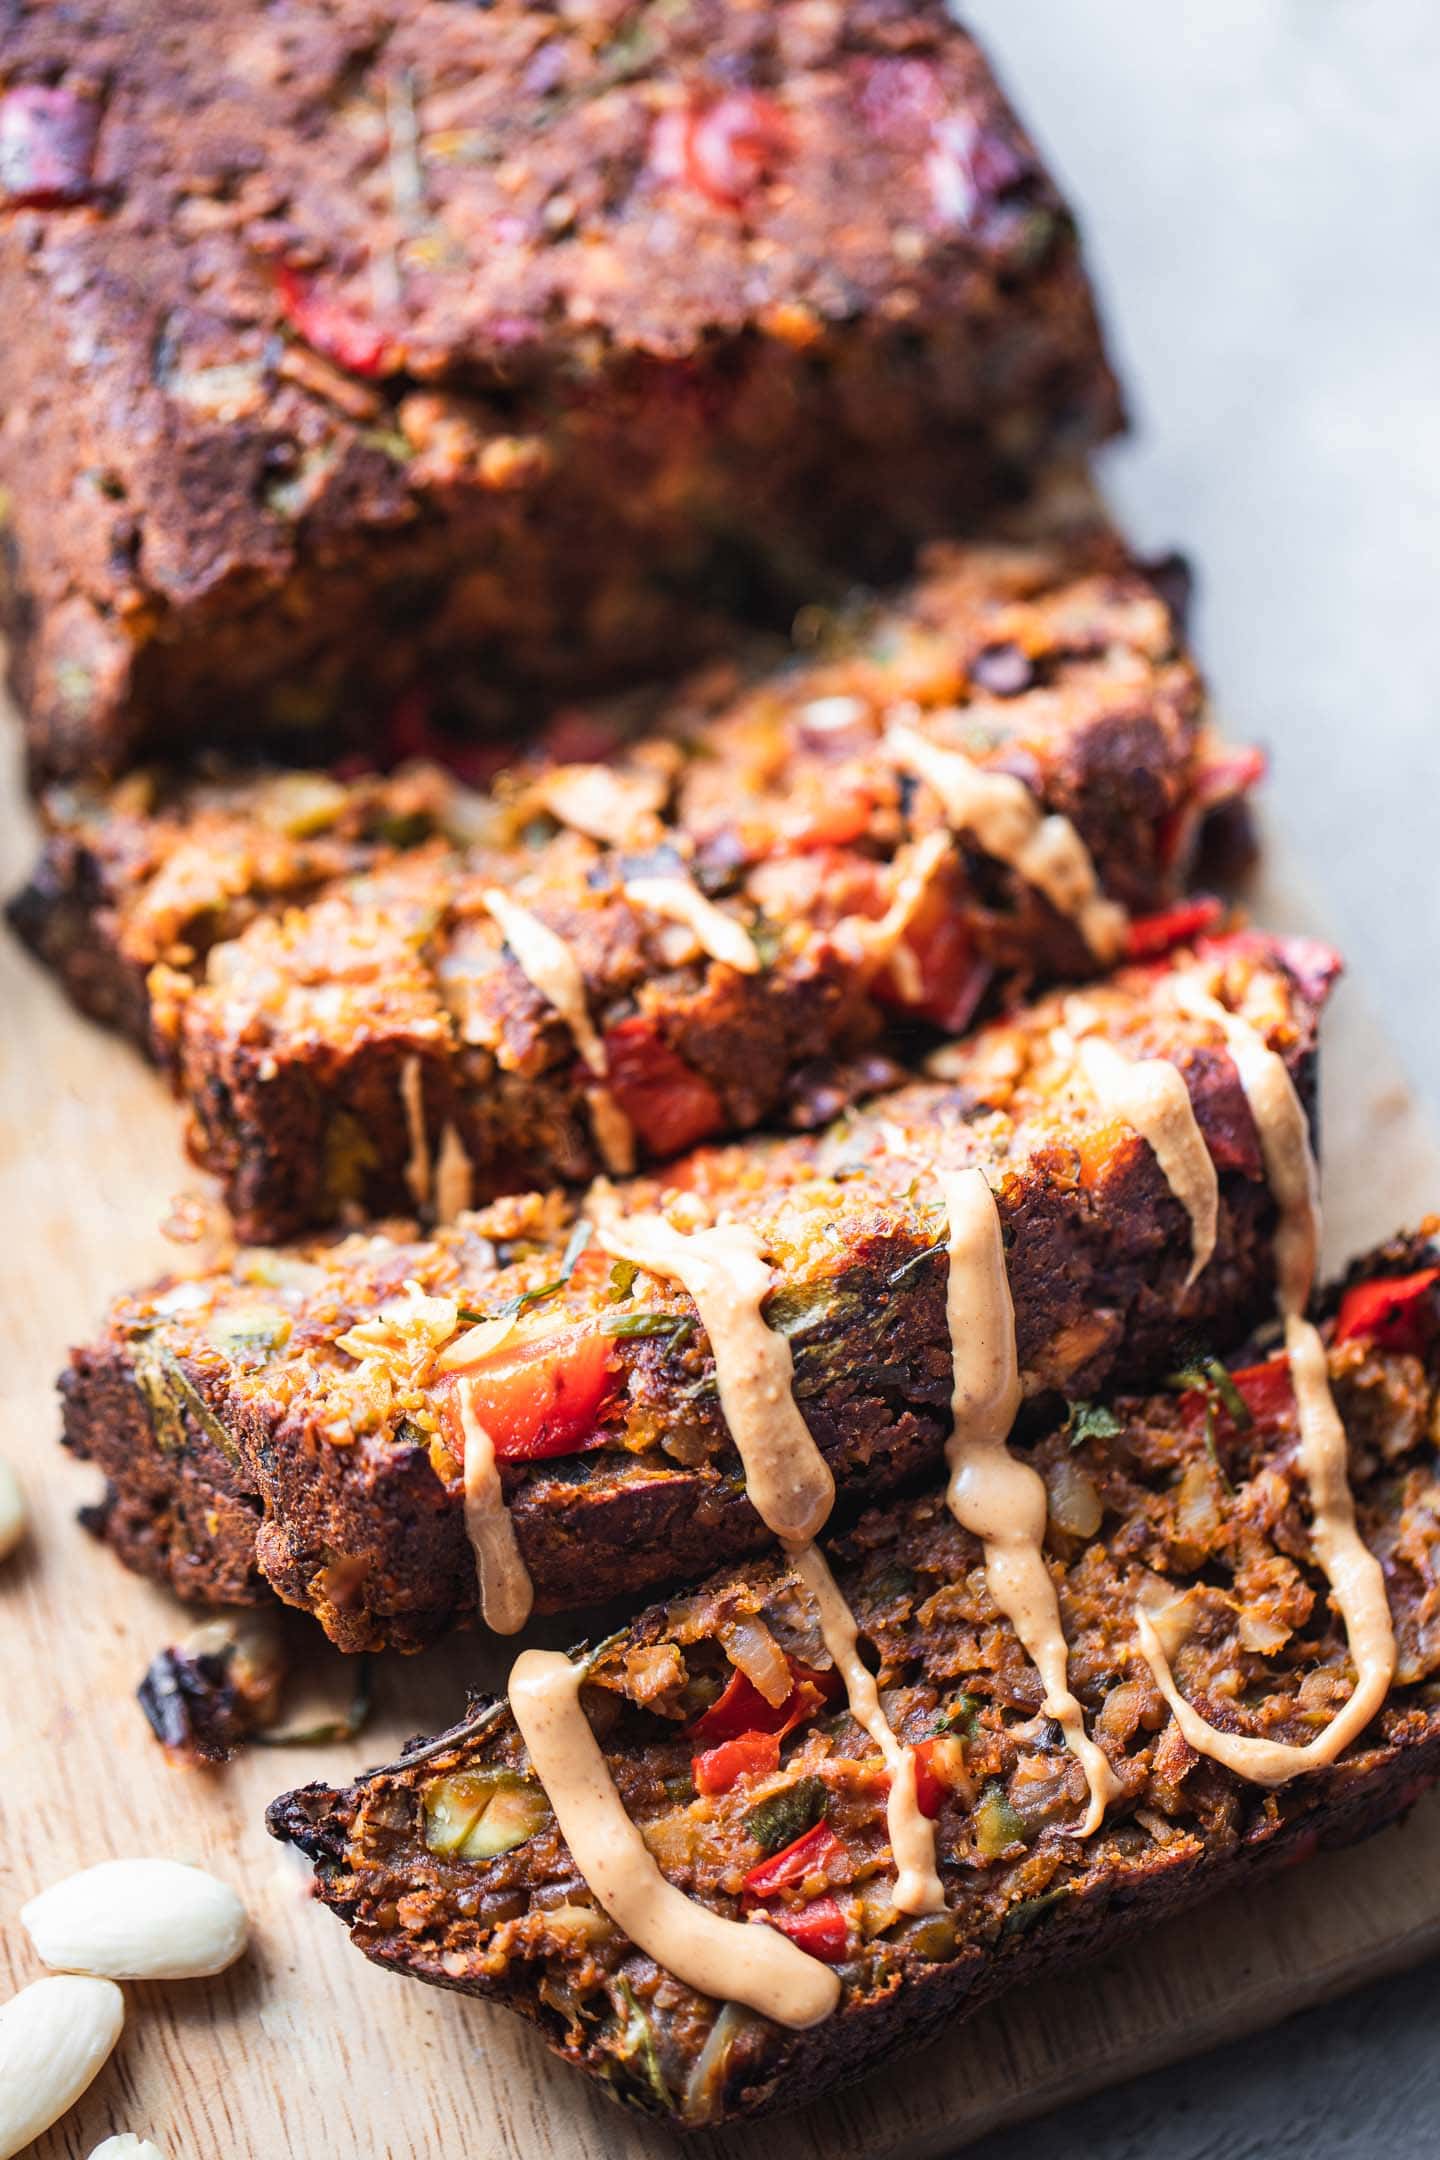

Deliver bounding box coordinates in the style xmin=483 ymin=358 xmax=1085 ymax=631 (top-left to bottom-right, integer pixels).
xmin=60 ymin=936 xmax=1335 ymax=1651
xmin=266 ymin=1235 xmax=1440 ymax=2127
xmin=0 ymin=3 xmax=1121 ymax=777
xmin=12 ymin=529 xmax=1226 ymax=1242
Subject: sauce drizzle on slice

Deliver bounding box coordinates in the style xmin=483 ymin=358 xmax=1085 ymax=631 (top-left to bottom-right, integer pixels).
xmin=788 ymin=1540 xmax=945 ymax=1915
xmin=592 ymin=1197 xmax=942 ymax=1924
xmin=589 ymin=1201 xmax=834 ymax=1544
xmin=1068 ymin=1023 xmax=1218 ymax=1286
xmin=433 ymin=1120 xmax=473 ymax=1225
xmin=481 ymin=887 xmax=634 ymax=1175
xmin=1135 ymin=1310 xmax=1395 ymax=1783
xmin=398 ymin=1053 xmax=430 ymax=1213
xmin=623 ymin=874 xmax=761 ymax=975
xmin=1171 ymin=980 xmax=1318 ymax=1312
xmin=456 ymin=1376 xmax=533 ymax=1636
xmin=510 ymin=1647 xmax=841 ymax=2029
xmin=1135 ymin=981 xmax=1396 ymax=1783
xmin=887 ymin=722 xmax=1126 ymax=962
xmin=836 ymin=829 xmax=953 ymax=1000
xmin=942 ymin=1167 xmax=1119 ymax=1833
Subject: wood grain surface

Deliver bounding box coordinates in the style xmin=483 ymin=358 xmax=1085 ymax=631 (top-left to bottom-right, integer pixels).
xmin=3 ymin=758 xmax=1439 ymax=2160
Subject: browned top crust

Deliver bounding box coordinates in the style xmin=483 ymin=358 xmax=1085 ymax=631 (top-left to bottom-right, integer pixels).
xmin=267 ymin=1232 xmax=1440 ymax=2128
xmin=61 ymin=934 xmax=1337 ymax=1650
xmin=2 ymin=0 xmax=1090 ymax=378
xmin=14 ymin=529 xmax=1253 ymax=1240
xmin=0 ymin=3 xmax=1122 ymax=776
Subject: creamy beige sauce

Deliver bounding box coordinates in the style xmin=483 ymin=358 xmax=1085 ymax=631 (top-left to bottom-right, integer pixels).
xmin=433 ymin=1121 xmax=473 ymax=1225
xmin=1171 ymin=981 xmax=1319 ymax=1313
xmin=481 ymin=887 xmax=635 ymax=1177
xmin=399 ymin=1054 xmax=430 ymax=1213
xmin=787 ymin=1540 xmax=945 ymax=1915
xmin=943 ymin=1167 xmax=1120 ymax=1833
xmin=481 ymin=888 xmax=607 ymax=1076
xmin=509 ymin=1647 xmax=842 ymax=2027
xmin=623 ymin=875 xmax=761 ymax=976
xmin=532 ymin=762 xmax=668 ymax=846
xmin=1137 ymin=1311 xmax=1396 ymax=1783
xmin=1134 ymin=983 xmax=1397 ymax=1784
xmin=887 ymin=721 xmax=1127 ymax=962
xmin=456 ymin=1377 xmax=533 ymax=1635
xmin=843 ymin=828 xmax=953 ymax=1001
xmin=584 ymin=1085 xmax=637 ymax=1178
xmin=1072 ymin=1028 xmax=1218 ymax=1286
xmin=590 ymin=1201 xmax=834 ymax=1543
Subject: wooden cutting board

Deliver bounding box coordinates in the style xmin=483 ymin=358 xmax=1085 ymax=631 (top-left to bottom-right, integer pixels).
xmin=3 ymin=758 xmax=1439 ymax=2160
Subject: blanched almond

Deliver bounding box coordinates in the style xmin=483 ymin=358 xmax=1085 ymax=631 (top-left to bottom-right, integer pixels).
xmin=0 ymin=1975 xmax=124 ymax=2158
xmin=89 ymin=2139 xmax=167 ymax=2159
xmin=22 ymin=1857 xmax=248 ymax=1980
xmin=0 ymin=1457 xmax=25 ymax=1559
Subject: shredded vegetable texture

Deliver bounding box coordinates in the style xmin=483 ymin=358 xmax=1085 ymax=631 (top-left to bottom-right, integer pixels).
xmin=311 ymin=1255 xmax=1440 ymax=2125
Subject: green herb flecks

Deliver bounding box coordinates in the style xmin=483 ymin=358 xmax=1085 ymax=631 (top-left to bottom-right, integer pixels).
xmin=1066 ymin=1400 xmax=1124 ymax=1448
xmin=1165 ymin=1356 xmax=1247 ymax=1493
xmin=885 ymin=1241 xmax=947 ymax=1294
xmin=745 ymin=1776 xmax=827 ymax=1854
xmin=974 ymin=1782 xmax=1029 ymax=1860
xmin=935 ymin=1692 xmax=980 ymax=1737
xmin=608 ymin=1978 xmax=673 ymax=2117
xmin=460 ymin=1219 xmax=594 ymax=1328
xmin=131 ymin=1340 xmax=240 ymax=1468
xmin=1166 ymin=1356 xmax=1253 ymax=1428
xmin=1001 ymin=1884 xmax=1071 ymax=1938
xmin=601 ymin=1312 xmax=694 ymax=1345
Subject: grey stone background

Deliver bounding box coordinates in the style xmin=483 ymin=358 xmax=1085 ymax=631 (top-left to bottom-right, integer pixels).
xmin=956 ymin=5 xmax=1440 ymax=2154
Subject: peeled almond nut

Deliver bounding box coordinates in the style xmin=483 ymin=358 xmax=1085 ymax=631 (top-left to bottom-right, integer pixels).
xmin=0 ymin=1457 xmax=25 ymax=1559
xmin=22 ymin=1857 xmax=249 ymax=1980
xmin=0 ymin=1975 xmax=125 ymax=2159
xmin=89 ymin=2139 xmax=168 ymax=2159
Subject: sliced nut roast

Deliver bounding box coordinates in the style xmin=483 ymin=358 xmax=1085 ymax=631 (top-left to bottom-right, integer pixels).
xmin=22 ymin=1857 xmax=249 ymax=1980
xmin=89 ymin=2139 xmax=168 ymax=2159
xmin=0 ymin=1975 xmax=125 ymax=2159
xmin=0 ymin=1458 xmax=25 ymax=1559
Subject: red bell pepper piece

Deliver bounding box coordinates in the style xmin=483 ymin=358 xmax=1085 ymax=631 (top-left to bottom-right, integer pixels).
xmin=652 ymin=91 xmax=792 ymax=211
xmin=762 ymin=1895 xmax=849 ymax=1963
xmin=685 ymin=1659 xmax=840 ymax=1746
xmin=1192 ymin=745 xmax=1268 ymax=813
xmin=1228 ymin=1356 xmax=1296 ymax=1429
xmin=910 ymin=1739 xmax=947 ymax=1820
xmin=1124 ymin=895 xmax=1223 ymax=962
xmin=1178 ymin=1354 xmax=1294 ymax=1436
xmin=876 ymin=863 xmax=993 ymax=1036
xmin=743 ymin=1821 xmax=845 ymax=1899
xmin=1155 ymin=746 xmax=1267 ymax=871
xmin=692 ymin=1730 xmax=781 ymax=1797
xmin=380 ymin=689 xmax=510 ymax=788
xmin=1334 ymin=1267 xmax=1440 ymax=1355
xmin=775 ymin=790 xmax=877 ymax=852
xmin=276 ymin=264 xmax=392 ymax=378
xmin=442 ymin=1324 xmax=614 ymax=1462
xmin=602 ymin=1016 xmax=726 ymax=1160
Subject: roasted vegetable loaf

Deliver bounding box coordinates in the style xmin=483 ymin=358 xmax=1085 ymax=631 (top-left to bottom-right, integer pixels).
xmin=62 ymin=934 xmax=1334 ymax=1652
xmin=13 ymin=530 xmax=1252 ymax=1243
xmin=268 ymin=1230 xmax=1440 ymax=2128
xmin=0 ymin=0 xmax=1122 ymax=778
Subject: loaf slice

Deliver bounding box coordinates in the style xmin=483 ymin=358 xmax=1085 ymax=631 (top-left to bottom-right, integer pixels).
xmin=0 ymin=2 xmax=1122 ymax=778
xmin=14 ymin=529 xmax=1252 ymax=1242
xmin=61 ymin=934 xmax=1334 ymax=1652
xmin=268 ymin=1228 xmax=1440 ymax=2128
